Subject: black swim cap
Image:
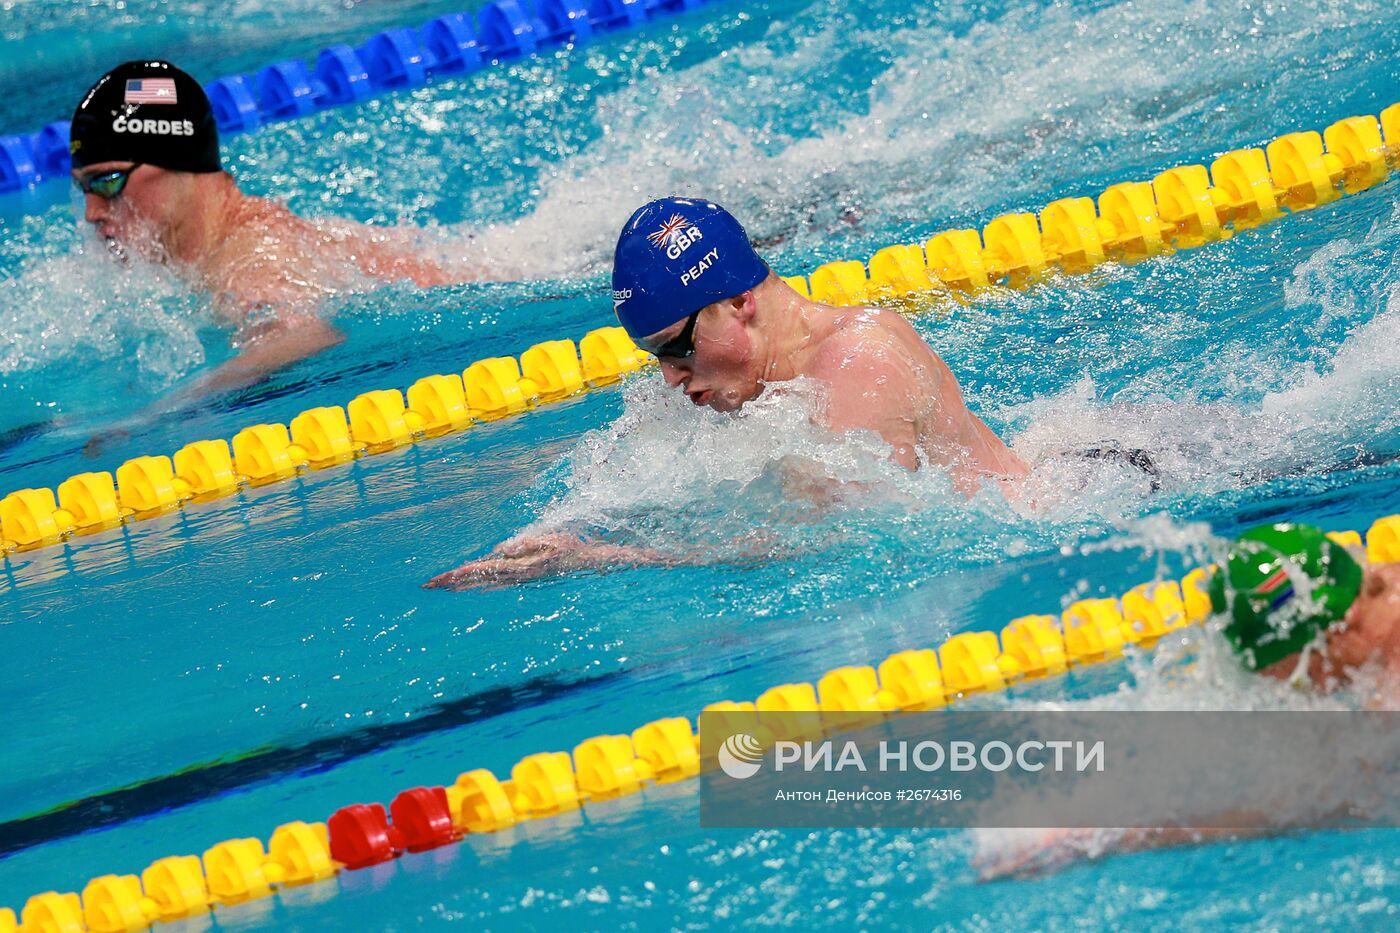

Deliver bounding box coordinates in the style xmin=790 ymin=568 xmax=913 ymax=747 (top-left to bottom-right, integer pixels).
xmin=70 ymin=61 xmax=221 ymax=174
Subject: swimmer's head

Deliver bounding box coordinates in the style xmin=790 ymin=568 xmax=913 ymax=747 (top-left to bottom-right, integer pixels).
xmin=611 ymin=198 xmax=769 ymax=344
xmin=1209 ymin=522 xmax=1363 ymax=671
xmin=70 ymin=62 xmax=226 ymax=259
xmin=71 ymin=61 xmax=221 ymax=175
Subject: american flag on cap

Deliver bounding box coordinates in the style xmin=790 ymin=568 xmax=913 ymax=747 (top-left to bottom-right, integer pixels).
xmin=125 ymin=78 xmax=178 ymax=105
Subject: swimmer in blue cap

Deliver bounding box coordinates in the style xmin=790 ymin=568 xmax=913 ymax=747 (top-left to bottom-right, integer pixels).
xmin=72 ymin=61 xmax=477 ymax=397
xmin=609 ymin=197 xmax=1027 ymax=484
xmin=427 ymin=197 xmax=1029 ymax=590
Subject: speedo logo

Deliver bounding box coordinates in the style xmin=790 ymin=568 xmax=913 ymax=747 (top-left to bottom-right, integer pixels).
xmin=612 ymin=287 xmax=632 ymax=302
xmin=647 ymin=213 xmax=704 ymax=260
xmin=111 ymin=116 xmax=197 ymax=136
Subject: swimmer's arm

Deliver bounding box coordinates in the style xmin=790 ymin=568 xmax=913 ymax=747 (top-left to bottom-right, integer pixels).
xmin=423 ymin=533 xmax=673 ymax=591
xmin=975 ymin=825 xmax=1268 ymax=880
xmin=81 ymin=312 xmax=343 ymax=457
xmin=193 ymin=313 xmax=345 ymax=395
xmin=423 ymin=529 xmax=780 ymax=591
xmin=353 ymin=236 xmax=466 ymax=287
xmin=162 ymin=238 xmax=349 ymax=398
xmin=143 ymin=313 xmax=344 ymax=409
xmin=762 ymin=337 xmax=920 ymax=506
xmin=313 ymin=216 xmax=474 ymax=286
xmin=979 ymin=791 xmax=1369 ymax=880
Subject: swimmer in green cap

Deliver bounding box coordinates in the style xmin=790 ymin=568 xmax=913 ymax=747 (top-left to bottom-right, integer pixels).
xmin=1211 ymin=522 xmax=1400 ymax=689
xmin=976 ymin=521 xmax=1400 ymax=879
xmin=71 ymin=61 xmax=479 ymax=396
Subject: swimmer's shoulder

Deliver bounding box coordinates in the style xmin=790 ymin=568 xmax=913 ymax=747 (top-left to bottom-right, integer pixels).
xmin=815 ymin=305 xmax=962 ymax=407
xmin=806 ymin=308 xmax=922 ymax=389
xmin=820 ymin=305 xmax=931 ymax=361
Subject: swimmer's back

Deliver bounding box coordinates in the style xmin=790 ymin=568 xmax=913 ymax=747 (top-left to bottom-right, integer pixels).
xmin=206 ymin=197 xmax=458 ymax=318
xmin=805 ymin=305 xmax=1027 ymax=487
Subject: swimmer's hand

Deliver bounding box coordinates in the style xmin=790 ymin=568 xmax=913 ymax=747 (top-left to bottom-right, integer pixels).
xmin=972 ymin=828 xmax=1112 ymax=881
xmin=423 ymin=533 xmax=665 ymax=591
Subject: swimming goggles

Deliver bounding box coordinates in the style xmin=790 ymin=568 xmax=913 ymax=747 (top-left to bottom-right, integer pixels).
xmin=76 ymin=164 xmax=142 ymax=199
xmin=642 ymin=311 xmax=700 ymax=359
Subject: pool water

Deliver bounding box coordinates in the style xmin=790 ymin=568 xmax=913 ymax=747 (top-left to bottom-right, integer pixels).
xmin=3 ymin=0 xmax=1400 ymax=928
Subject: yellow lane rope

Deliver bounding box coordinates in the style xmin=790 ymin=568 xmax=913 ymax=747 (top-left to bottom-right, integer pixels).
xmin=8 ymin=514 xmax=1399 ymax=930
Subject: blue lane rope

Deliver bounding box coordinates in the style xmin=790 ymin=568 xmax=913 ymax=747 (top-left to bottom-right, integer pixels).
xmin=0 ymin=0 xmax=728 ymax=196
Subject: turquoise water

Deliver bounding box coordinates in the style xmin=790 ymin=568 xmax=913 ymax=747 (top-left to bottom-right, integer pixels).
xmin=2 ymin=0 xmax=1400 ymax=927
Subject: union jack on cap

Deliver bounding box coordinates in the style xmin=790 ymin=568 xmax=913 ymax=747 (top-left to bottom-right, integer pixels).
xmin=647 ymin=214 xmax=689 ymax=248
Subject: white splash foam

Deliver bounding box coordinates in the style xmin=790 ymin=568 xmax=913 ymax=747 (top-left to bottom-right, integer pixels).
xmin=1262 ymin=206 xmax=1400 ymax=451
xmin=996 ymin=200 xmax=1400 ymax=497
xmin=0 ymin=218 xmax=211 ymax=414
xmin=525 ymin=376 xmax=929 ymax=536
xmin=459 ymin=0 xmax=1395 ymax=276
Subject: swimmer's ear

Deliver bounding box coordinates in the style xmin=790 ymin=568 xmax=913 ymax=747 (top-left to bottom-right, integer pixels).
xmin=1364 ymin=570 xmax=1388 ymax=598
xmin=731 ymin=289 xmax=758 ymax=323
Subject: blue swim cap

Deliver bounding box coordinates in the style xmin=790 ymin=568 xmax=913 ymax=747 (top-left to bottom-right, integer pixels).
xmin=612 ymin=197 xmax=769 ymax=341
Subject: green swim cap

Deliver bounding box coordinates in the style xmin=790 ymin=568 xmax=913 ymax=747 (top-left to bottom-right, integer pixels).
xmin=1209 ymin=522 xmax=1363 ymax=671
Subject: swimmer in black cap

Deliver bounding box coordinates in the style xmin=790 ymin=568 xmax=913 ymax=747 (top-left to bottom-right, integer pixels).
xmin=72 ymin=60 xmax=472 ymax=394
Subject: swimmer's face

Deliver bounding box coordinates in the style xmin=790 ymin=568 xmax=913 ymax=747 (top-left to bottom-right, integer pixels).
xmin=73 ymin=161 xmax=186 ymax=259
xmin=1292 ymin=562 xmax=1400 ymax=689
xmin=649 ymin=293 xmax=762 ymax=412
xmin=1325 ymin=563 xmax=1400 ymax=672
